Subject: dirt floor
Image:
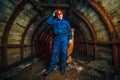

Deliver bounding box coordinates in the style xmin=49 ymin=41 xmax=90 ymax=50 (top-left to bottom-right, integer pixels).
xmin=1 ymin=53 xmax=119 ymax=80
xmin=6 ymin=61 xmax=101 ymax=80
xmin=6 ymin=60 xmax=114 ymax=80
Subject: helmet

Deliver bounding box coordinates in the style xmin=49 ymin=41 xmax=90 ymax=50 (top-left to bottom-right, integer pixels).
xmin=55 ymin=9 xmax=63 ymax=17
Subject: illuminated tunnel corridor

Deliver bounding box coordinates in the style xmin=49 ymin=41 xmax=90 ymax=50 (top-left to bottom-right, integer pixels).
xmin=0 ymin=0 xmax=120 ymax=80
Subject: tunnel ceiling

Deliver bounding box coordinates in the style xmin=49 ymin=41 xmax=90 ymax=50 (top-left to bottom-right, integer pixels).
xmin=0 ymin=0 xmax=120 ymax=70
xmin=0 ymin=0 xmax=120 ymax=44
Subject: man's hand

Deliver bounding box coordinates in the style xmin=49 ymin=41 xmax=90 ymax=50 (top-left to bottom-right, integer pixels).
xmin=69 ymin=39 xmax=72 ymax=45
xmin=52 ymin=11 xmax=56 ymax=16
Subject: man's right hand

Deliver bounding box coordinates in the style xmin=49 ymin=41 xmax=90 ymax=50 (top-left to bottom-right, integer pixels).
xmin=52 ymin=11 xmax=56 ymax=16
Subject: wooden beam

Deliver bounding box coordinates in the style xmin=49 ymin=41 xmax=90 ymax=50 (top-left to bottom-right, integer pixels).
xmin=88 ymin=0 xmax=117 ymax=40
xmin=6 ymin=44 xmax=34 ymax=48
xmin=71 ymin=9 xmax=97 ymax=40
xmin=69 ymin=10 xmax=98 ymax=59
xmin=30 ymin=0 xmax=69 ymax=9
xmin=88 ymin=0 xmax=119 ymax=71
xmin=20 ymin=14 xmax=39 ymax=60
xmin=31 ymin=17 xmax=47 ymax=41
xmin=37 ymin=3 xmax=69 ymax=8
xmin=1 ymin=0 xmax=28 ymax=69
xmin=66 ymin=17 xmax=90 ymax=55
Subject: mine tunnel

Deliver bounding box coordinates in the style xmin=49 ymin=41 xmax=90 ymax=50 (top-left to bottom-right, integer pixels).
xmin=0 ymin=0 xmax=120 ymax=80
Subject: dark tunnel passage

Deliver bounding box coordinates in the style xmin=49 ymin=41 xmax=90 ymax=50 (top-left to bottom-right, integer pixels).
xmin=0 ymin=0 xmax=120 ymax=80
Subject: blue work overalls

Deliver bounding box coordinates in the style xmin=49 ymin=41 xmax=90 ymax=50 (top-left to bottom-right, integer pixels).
xmin=46 ymin=16 xmax=72 ymax=71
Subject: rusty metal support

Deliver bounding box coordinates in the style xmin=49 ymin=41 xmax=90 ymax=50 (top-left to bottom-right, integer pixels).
xmin=39 ymin=26 xmax=50 ymax=40
xmin=20 ymin=14 xmax=39 ymax=60
xmin=88 ymin=0 xmax=119 ymax=71
xmin=71 ymin=9 xmax=98 ymax=59
xmin=76 ymin=30 xmax=84 ymax=53
xmin=32 ymin=18 xmax=47 ymax=41
xmin=43 ymin=33 xmax=49 ymax=42
xmin=40 ymin=32 xmax=48 ymax=41
xmin=79 ymin=28 xmax=89 ymax=55
xmin=112 ymin=45 xmax=119 ymax=71
xmin=31 ymin=18 xmax=47 ymax=55
xmin=45 ymin=35 xmax=50 ymax=42
xmin=88 ymin=0 xmax=117 ymax=39
xmin=1 ymin=0 xmax=28 ymax=69
xmin=75 ymin=41 xmax=120 ymax=46
xmin=71 ymin=9 xmax=97 ymax=40
xmin=31 ymin=19 xmax=48 ymax=57
xmin=42 ymin=29 xmax=50 ymax=41
xmin=66 ymin=17 xmax=90 ymax=55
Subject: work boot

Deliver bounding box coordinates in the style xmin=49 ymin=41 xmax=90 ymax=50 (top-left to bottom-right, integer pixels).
xmin=60 ymin=69 xmax=65 ymax=75
xmin=44 ymin=69 xmax=53 ymax=76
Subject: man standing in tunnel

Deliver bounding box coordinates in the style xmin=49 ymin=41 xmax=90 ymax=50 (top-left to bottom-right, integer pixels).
xmin=45 ymin=9 xmax=72 ymax=75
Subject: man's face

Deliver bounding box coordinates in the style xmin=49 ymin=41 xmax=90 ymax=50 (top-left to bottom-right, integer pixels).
xmin=57 ymin=14 xmax=63 ymax=20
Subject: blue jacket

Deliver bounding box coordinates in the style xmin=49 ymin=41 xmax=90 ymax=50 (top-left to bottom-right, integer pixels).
xmin=47 ymin=16 xmax=72 ymax=40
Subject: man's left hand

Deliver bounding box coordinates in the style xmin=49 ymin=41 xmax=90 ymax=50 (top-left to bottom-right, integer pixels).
xmin=69 ymin=39 xmax=72 ymax=45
